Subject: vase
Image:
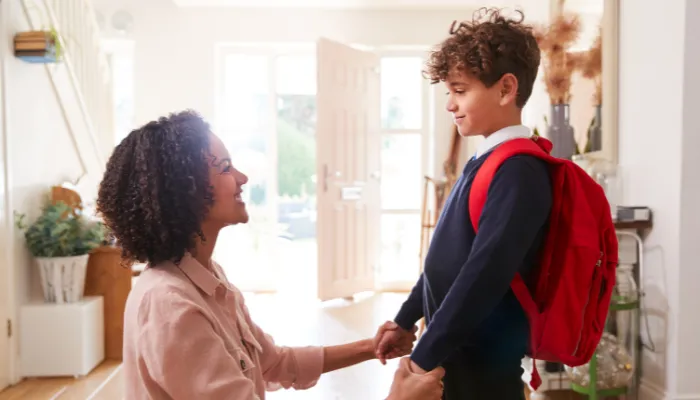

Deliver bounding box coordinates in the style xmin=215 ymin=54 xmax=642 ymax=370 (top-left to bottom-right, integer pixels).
xmin=548 ymin=104 xmax=576 ymax=159
xmin=35 ymin=254 xmax=90 ymax=303
xmin=588 ymin=105 xmax=602 ymax=152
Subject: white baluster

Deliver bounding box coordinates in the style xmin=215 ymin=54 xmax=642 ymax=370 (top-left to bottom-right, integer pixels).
xmin=40 ymin=0 xmax=115 ymax=160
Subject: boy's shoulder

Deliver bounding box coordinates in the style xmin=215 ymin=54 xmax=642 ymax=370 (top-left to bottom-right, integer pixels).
xmin=485 ymin=153 xmax=552 ymax=193
xmin=481 ymin=151 xmax=550 ymax=177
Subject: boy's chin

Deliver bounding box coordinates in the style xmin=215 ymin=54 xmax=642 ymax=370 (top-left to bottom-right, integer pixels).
xmin=456 ymin=125 xmax=479 ymax=137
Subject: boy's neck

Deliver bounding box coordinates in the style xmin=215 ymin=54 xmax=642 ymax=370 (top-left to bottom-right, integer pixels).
xmin=482 ymin=115 xmax=522 ymax=138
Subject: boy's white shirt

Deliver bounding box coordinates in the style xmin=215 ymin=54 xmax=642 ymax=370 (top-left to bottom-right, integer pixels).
xmin=474 ymin=125 xmax=531 ymax=159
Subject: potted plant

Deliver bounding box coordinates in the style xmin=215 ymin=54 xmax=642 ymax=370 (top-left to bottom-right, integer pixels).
xmin=15 ymin=201 xmax=105 ymax=303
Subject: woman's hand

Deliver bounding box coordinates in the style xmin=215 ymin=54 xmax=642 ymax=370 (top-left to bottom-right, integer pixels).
xmin=387 ymin=357 xmax=445 ymax=400
xmin=373 ymin=321 xmax=418 ymax=364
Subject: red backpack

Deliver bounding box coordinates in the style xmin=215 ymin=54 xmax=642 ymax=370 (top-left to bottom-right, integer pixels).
xmin=468 ymin=136 xmax=618 ymax=390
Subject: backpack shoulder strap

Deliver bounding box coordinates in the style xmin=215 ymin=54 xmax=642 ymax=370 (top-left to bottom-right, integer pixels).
xmin=468 ymin=137 xmax=551 ymax=232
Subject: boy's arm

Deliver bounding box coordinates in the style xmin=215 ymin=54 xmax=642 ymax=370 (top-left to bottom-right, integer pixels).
xmin=409 ymin=156 xmax=552 ymax=371
xmin=394 ymin=274 xmax=425 ymax=330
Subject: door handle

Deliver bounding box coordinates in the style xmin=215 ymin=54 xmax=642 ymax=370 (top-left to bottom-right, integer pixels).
xmin=322 ymin=164 xmax=342 ymax=192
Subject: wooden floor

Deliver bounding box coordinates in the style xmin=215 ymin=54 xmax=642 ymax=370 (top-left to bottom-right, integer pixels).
xmin=0 ymin=361 xmax=122 ymax=400
xmin=0 ymin=293 xmax=596 ymax=400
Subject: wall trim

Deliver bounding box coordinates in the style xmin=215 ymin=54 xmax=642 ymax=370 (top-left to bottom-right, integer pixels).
xmin=638 ymin=378 xmax=700 ymax=400
xmin=641 ymin=378 xmax=668 ymax=400
xmin=0 ymin=0 xmax=18 ymax=386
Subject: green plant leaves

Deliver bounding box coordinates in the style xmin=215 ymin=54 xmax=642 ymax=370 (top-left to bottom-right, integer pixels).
xmin=15 ymin=201 xmax=105 ymax=258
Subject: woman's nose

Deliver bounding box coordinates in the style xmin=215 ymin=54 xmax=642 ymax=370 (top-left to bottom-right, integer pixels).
xmin=237 ymin=170 xmax=249 ymax=185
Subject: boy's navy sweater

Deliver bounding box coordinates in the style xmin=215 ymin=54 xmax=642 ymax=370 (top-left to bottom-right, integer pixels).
xmin=395 ymin=149 xmax=552 ymax=371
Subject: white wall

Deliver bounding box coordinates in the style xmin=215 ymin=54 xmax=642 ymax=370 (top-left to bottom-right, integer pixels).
xmin=128 ymin=3 xmax=479 ymax=125
xmin=1 ymin=0 xmax=103 ymax=382
xmin=619 ymin=0 xmax=700 ymax=399
xmin=94 ymin=0 xmax=559 ymax=176
xmin=677 ymin=0 xmax=700 ymax=396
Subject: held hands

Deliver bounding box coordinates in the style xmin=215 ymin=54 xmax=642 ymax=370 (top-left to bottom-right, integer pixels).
xmin=387 ymin=357 xmax=445 ymax=400
xmin=373 ymin=321 xmax=418 ymax=365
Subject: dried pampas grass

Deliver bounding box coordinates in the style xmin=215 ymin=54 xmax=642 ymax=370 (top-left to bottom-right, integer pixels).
xmin=535 ymin=14 xmax=582 ymax=104
xmin=580 ymin=26 xmax=603 ymax=105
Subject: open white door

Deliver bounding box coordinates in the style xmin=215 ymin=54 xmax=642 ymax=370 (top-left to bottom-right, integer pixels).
xmin=316 ymin=38 xmax=380 ymax=301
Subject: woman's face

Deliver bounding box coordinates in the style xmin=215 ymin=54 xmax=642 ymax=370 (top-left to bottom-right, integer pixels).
xmin=205 ymin=133 xmax=249 ymax=227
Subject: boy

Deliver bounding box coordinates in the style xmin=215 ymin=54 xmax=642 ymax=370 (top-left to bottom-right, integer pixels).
xmin=375 ymin=8 xmax=551 ymax=399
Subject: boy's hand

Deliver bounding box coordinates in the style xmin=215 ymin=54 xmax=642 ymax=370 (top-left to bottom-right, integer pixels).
xmin=387 ymin=357 xmax=444 ymax=400
xmin=373 ymin=321 xmax=418 ymax=364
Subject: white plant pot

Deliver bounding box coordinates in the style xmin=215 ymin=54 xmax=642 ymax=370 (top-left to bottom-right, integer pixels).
xmin=35 ymin=254 xmax=90 ymax=304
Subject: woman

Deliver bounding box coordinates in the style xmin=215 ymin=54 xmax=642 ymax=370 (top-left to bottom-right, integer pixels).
xmin=97 ymin=110 xmax=443 ymax=399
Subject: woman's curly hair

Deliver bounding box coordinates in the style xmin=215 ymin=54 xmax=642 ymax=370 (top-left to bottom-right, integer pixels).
xmin=97 ymin=110 xmax=214 ymax=266
xmin=425 ymin=7 xmax=541 ymax=108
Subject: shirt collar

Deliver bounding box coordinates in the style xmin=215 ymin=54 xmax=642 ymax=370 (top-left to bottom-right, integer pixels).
xmin=173 ymin=253 xmax=222 ymax=296
xmin=475 ymin=125 xmax=531 ymax=159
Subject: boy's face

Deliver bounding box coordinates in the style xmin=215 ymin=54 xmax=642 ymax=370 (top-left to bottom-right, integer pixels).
xmin=444 ymin=69 xmax=515 ymax=137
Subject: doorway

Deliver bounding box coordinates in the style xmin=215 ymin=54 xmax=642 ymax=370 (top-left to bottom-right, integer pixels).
xmin=215 ymin=43 xmax=429 ymax=300
xmin=214 ymin=45 xmax=319 ymax=298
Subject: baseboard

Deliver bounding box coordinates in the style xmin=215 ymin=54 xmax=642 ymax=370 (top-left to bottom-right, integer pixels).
xmin=640 ymin=378 xmax=700 ymax=400
xmin=640 ymin=378 xmax=667 ymax=400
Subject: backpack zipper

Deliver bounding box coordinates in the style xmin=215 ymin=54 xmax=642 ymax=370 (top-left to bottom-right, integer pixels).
xmin=572 ymin=251 xmax=604 ymax=356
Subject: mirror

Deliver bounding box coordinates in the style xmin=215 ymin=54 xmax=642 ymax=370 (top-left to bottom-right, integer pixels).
xmin=562 ymin=0 xmax=619 ymax=163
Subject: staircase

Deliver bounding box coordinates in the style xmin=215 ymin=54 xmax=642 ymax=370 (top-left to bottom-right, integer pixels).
xmin=20 ymin=0 xmax=114 ymax=198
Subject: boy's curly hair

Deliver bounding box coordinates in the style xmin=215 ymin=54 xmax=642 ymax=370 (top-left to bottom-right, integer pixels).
xmin=424 ymin=7 xmax=541 ymax=108
xmin=96 ymin=110 xmax=214 ymax=266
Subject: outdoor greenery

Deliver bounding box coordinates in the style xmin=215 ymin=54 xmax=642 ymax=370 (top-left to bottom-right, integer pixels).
xmin=276 ymin=94 xmax=316 ymax=199
xmin=277 ymin=118 xmax=315 ymax=198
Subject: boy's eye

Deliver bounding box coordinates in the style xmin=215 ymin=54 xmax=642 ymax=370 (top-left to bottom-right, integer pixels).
xmin=222 ymin=165 xmax=232 ymax=173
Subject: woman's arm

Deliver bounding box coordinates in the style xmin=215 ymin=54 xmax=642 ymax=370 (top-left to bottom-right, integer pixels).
xmin=322 ymin=339 xmax=375 ymax=373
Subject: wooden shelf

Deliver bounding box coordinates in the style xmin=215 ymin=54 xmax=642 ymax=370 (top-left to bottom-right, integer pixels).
xmin=614 ymin=220 xmax=652 ymax=231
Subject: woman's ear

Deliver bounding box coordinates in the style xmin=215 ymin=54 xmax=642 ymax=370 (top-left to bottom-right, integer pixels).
xmin=498 ymin=73 xmax=519 ymax=106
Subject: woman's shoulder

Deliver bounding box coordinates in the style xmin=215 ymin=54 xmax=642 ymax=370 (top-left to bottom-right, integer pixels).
xmin=125 ymin=263 xmax=203 ymax=322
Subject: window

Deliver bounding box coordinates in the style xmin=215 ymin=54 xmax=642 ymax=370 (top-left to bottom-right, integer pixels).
xmin=380 ymin=134 xmax=423 ymax=210
xmin=378 ymin=55 xmax=428 ymax=287
xmin=104 ymin=39 xmax=135 ymax=146
xmin=380 ymin=57 xmax=424 ymax=130
xmin=214 ymin=46 xmax=318 ymax=294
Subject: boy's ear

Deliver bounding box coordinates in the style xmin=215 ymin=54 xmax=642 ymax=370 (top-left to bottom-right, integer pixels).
xmin=498 ymin=73 xmax=519 ymax=106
